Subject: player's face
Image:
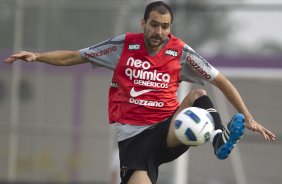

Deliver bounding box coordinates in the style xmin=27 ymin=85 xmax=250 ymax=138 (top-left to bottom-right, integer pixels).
xmin=142 ymin=10 xmax=172 ymax=52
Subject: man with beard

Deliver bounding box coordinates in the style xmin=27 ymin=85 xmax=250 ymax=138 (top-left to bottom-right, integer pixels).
xmin=4 ymin=1 xmax=275 ymax=184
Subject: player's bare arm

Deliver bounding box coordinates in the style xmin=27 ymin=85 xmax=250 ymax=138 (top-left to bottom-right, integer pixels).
xmin=211 ymin=72 xmax=276 ymax=141
xmin=4 ymin=50 xmax=85 ymax=66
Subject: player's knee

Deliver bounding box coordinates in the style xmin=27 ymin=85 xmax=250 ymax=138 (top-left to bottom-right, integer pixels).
xmin=189 ymin=89 xmax=207 ymax=102
xmin=194 ymin=89 xmax=207 ymax=96
xmin=179 ymin=89 xmax=207 ymax=108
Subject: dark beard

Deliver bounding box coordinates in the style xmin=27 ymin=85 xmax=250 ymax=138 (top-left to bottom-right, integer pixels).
xmin=145 ymin=36 xmax=164 ymax=48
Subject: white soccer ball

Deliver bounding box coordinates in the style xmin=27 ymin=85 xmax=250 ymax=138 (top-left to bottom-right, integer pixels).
xmin=174 ymin=107 xmax=215 ymax=146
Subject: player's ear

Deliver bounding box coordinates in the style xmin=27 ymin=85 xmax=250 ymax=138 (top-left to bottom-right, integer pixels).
xmin=141 ymin=19 xmax=145 ymax=30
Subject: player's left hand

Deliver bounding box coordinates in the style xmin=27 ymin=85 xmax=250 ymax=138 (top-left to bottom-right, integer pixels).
xmin=245 ymin=118 xmax=276 ymax=141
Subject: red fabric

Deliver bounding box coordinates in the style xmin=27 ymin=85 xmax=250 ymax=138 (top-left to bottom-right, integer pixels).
xmin=108 ymin=32 xmax=184 ymax=125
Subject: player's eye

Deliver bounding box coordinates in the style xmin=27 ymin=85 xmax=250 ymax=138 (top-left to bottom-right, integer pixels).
xmin=161 ymin=25 xmax=170 ymax=30
xmin=151 ymin=22 xmax=160 ymax=28
xmin=150 ymin=21 xmax=170 ymax=30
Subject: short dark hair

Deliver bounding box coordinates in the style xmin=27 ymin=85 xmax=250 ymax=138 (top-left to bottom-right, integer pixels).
xmin=144 ymin=1 xmax=173 ymax=23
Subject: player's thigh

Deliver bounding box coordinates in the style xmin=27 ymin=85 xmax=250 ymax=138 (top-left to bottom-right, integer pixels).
xmin=172 ymin=89 xmax=206 ymax=121
xmin=127 ymin=170 xmax=152 ymax=184
xmin=166 ymin=89 xmax=207 ymax=147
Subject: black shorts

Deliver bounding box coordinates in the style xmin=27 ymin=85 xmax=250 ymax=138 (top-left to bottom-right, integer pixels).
xmin=118 ymin=115 xmax=190 ymax=184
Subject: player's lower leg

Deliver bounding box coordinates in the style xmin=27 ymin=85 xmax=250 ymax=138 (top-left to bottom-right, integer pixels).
xmin=192 ymin=95 xmax=245 ymax=159
xmin=213 ymin=113 xmax=245 ymax=160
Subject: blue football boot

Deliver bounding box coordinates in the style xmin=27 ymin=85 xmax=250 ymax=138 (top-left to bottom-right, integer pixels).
xmin=214 ymin=113 xmax=245 ymax=160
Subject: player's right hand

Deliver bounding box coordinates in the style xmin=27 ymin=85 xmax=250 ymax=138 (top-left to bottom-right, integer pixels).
xmin=4 ymin=51 xmax=37 ymax=64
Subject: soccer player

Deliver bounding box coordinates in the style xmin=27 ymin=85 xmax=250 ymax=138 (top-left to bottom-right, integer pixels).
xmin=4 ymin=1 xmax=275 ymax=184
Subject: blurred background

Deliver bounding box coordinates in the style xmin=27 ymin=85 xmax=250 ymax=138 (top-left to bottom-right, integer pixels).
xmin=0 ymin=0 xmax=282 ymax=183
